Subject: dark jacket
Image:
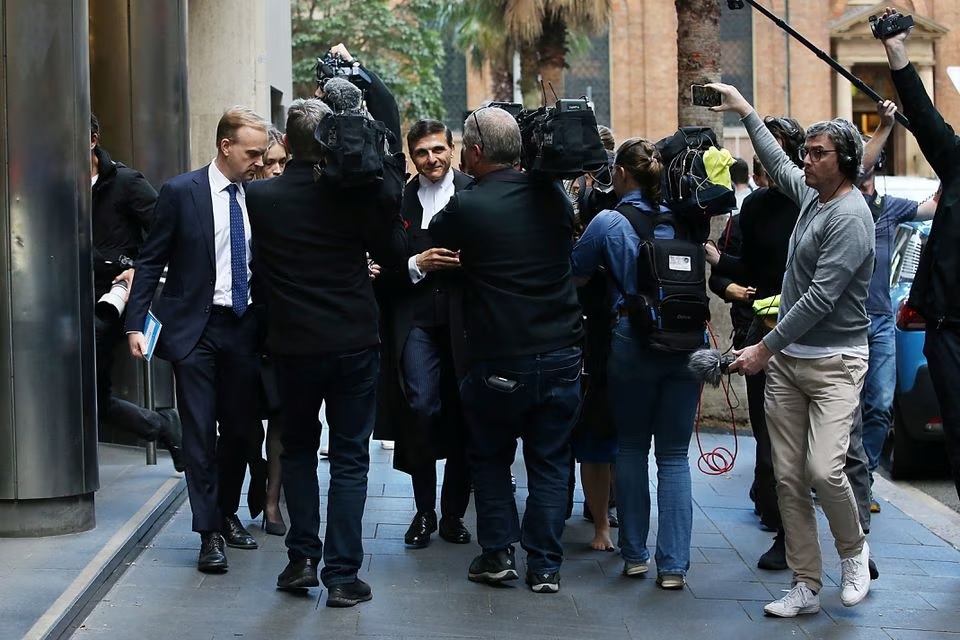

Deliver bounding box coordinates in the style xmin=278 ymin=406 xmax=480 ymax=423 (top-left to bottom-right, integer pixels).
xmin=708 ymin=214 xmax=753 ymax=347
xmin=430 ymin=168 xmax=583 ymax=361
xmin=246 ymin=159 xmax=406 ymax=356
xmin=374 ymin=169 xmax=473 ymax=471
xmin=91 ymin=146 xmax=157 ymax=297
xmin=892 ymin=63 xmax=960 ymax=325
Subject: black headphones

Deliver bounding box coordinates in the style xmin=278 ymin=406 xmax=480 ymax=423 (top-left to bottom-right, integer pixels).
xmin=832 ymin=119 xmax=861 ymax=180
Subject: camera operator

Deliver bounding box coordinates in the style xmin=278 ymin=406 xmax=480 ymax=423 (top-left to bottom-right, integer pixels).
xmin=710 ymin=83 xmax=876 ymax=617
xmin=90 ymin=115 xmax=183 ymax=470
xmin=430 ymin=107 xmax=583 ymax=594
xmin=246 ymin=97 xmax=405 ymax=607
xmin=878 ymin=15 xmax=960 ymax=501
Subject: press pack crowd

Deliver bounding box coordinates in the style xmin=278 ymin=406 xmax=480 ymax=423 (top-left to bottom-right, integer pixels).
xmin=91 ymin=23 xmax=960 ymax=617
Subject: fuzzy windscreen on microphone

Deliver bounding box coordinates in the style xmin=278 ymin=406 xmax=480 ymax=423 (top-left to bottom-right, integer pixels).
xmin=322 ymin=77 xmax=363 ymax=113
xmin=687 ymin=348 xmax=729 ymax=387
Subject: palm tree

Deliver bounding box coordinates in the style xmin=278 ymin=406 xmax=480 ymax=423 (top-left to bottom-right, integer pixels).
xmin=675 ymin=0 xmax=723 ymax=133
xmin=447 ymin=0 xmax=611 ymax=107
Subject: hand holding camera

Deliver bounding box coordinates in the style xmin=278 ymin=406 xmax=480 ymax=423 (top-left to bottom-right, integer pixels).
xmin=870 ymin=8 xmax=913 ymax=41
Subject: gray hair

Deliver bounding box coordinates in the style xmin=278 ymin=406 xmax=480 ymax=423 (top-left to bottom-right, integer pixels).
xmin=463 ymin=107 xmax=521 ymax=167
xmin=285 ymin=98 xmax=331 ymax=162
xmin=804 ymin=118 xmax=863 ymax=183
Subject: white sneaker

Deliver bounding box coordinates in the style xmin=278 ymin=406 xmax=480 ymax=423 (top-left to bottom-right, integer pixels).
xmin=763 ymin=582 xmax=820 ymax=618
xmin=380 ymin=440 xmax=395 ymax=450
xmin=622 ymin=560 xmax=649 ymax=577
xmin=840 ymin=541 xmax=871 ymax=607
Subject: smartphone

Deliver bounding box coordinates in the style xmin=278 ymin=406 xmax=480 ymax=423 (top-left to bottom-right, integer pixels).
xmin=691 ymin=84 xmax=722 ymax=108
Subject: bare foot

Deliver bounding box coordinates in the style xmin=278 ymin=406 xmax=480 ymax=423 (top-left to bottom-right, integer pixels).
xmin=590 ymin=532 xmax=615 ymax=552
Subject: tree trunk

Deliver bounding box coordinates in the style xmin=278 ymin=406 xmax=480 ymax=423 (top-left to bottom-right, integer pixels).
xmin=518 ymin=42 xmax=542 ymax=108
xmin=537 ymin=11 xmax=567 ymax=101
xmin=676 ymin=0 xmax=723 ymax=134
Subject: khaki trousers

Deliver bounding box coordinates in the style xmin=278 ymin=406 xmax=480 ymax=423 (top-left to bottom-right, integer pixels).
xmin=764 ymin=352 xmax=867 ymax=592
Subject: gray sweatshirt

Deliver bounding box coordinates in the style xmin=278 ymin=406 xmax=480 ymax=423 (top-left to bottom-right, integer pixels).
xmin=742 ymin=110 xmax=875 ymax=354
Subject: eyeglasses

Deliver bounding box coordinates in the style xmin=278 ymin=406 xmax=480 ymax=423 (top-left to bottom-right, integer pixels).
xmin=798 ymin=146 xmax=838 ymax=162
xmin=470 ymin=107 xmax=486 ymax=151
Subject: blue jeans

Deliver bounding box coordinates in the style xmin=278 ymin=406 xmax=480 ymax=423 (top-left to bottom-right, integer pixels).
xmin=275 ymin=347 xmax=379 ymax=587
xmin=861 ymin=314 xmax=896 ymax=474
xmin=609 ymin=318 xmax=698 ymax=576
xmin=460 ymin=345 xmax=582 ymax=573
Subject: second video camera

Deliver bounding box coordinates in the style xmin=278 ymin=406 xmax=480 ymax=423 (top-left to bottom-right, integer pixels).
xmin=869 ymin=11 xmax=914 ymax=40
xmin=315 ymin=52 xmax=372 ymax=91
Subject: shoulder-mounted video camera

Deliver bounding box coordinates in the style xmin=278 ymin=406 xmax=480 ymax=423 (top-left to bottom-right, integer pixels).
xmin=869 ymin=11 xmax=914 ymax=40
xmin=493 ymin=97 xmax=608 ymax=179
xmin=315 ymin=52 xmax=372 ymax=91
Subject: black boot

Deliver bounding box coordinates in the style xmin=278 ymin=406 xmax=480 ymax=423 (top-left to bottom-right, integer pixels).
xmin=757 ymin=531 xmax=787 ymax=570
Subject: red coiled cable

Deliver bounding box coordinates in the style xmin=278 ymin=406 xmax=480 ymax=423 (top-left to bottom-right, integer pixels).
xmin=694 ymin=321 xmax=739 ymax=475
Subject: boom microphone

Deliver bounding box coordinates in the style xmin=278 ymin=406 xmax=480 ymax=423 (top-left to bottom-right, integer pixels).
xmin=322 ymin=77 xmax=363 ymax=113
xmin=687 ymin=349 xmax=736 ymax=387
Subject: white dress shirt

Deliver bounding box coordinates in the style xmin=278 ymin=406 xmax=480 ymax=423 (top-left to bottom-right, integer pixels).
xmin=208 ymin=162 xmax=252 ymax=307
xmin=408 ymin=169 xmax=456 ymax=284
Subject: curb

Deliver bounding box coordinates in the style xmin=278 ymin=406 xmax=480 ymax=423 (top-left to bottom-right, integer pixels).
xmin=24 ymin=477 xmax=187 ymax=640
xmin=873 ymin=472 xmax=960 ymax=549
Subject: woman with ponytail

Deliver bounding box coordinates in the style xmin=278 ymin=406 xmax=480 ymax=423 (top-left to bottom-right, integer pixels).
xmin=571 ymin=137 xmax=700 ymax=590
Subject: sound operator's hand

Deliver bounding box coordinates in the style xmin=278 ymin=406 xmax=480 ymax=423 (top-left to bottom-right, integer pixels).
xmin=728 ymin=341 xmax=772 ymax=376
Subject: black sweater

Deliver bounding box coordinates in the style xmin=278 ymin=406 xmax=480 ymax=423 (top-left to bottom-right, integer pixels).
xmin=892 ymin=63 xmax=960 ymax=324
xmin=246 ymin=160 xmax=406 ymax=355
xmin=712 ymin=186 xmax=800 ymax=301
xmin=430 ymin=168 xmax=583 ymax=360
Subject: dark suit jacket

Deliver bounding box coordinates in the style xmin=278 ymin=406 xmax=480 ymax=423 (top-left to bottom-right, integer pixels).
xmin=245 ymin=159 xmax=406 ymax=356
xmin=125 ymin=165 xmax=221 ymax=363
xmin=374 ymin=169 xmax=473 ymax=471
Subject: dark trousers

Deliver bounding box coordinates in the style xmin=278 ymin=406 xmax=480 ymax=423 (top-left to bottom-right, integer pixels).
xmin=746 ymin=369 xmax=780 ymax=530
xmin=460 ymin=345 xmax=582 ymax=573
xmin=95 ymin=308 xmax=163 ymax=440
xmin=172 ymin=309 xmax=262 ymax=533
xmin=275 ymin=346 xmax=379 ymax=587
xmin=401 ymin=326 xmax=470 ymax=518
xmin=925 ymin=327 xmax=960 ymax=501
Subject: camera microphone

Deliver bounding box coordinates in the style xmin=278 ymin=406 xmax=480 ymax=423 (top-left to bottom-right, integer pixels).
xmin=322 ymin=77 xmax=363 ymax=113
xmin=687 ymin=348 xmax=737 ymax=387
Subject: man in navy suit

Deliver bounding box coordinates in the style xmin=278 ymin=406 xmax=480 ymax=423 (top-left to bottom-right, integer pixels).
xmin=125 ymin=106 xmax=269 ymax=573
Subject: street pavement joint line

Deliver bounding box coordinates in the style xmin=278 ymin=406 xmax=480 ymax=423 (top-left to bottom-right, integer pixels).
xmin=23 ymin=476 xmax=182 ymax=640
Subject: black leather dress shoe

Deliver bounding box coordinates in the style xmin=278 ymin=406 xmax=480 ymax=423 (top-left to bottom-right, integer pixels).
xmin=222 ymin=514 xmax=258 ymax=549
xmin=438 ymin=516 xmax=471 ymax=544
xmin=157 ymin=408 xmax=185 ymax=473
xmin=198 ymin=532 xmax=228 ymax=573
xmin=276 ymin=557 xmax=320 ymax=590
xmin=404 ymin=510 xmax=437 ymax=548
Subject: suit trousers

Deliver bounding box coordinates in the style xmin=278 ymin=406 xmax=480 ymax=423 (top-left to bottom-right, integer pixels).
xmin=275 ymin=346 xmax=379 ymax=587
xmin=401 ymin=326 xmax=470 ymax=518
xmin=765 ymin=353 xmax=867 ymax=592
xmin=172 ymin=308 xmax=262 ymax=533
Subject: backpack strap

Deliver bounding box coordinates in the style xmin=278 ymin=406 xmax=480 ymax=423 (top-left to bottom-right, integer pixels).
xmin=615 ymin=202 xmax=656 ymax=241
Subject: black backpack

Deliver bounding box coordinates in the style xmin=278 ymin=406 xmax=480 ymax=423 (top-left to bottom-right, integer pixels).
xmin=655 ymin=126 xmax=736 ymax=221
xmin=314 ymin=110 xmax=391 ymax=187
xmin=616 ymin=203 xmax=709 ymax=353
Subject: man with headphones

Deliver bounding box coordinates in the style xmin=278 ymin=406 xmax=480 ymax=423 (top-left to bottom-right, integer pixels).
xmin=857 ymin=99 xmax=939 ymax=511
xmin=709 ymin=83 xmax=876 ymax=618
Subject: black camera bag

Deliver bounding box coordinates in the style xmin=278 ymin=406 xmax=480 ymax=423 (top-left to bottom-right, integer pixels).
xmin=655 ymin=126 xmax=736 ymax=220
xmin=616 ymin=203 xmax=709 ymax=353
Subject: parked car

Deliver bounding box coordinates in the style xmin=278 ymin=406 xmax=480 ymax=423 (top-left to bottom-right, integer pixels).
xmin=882 ymin=176 xmax=945 ymax=478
